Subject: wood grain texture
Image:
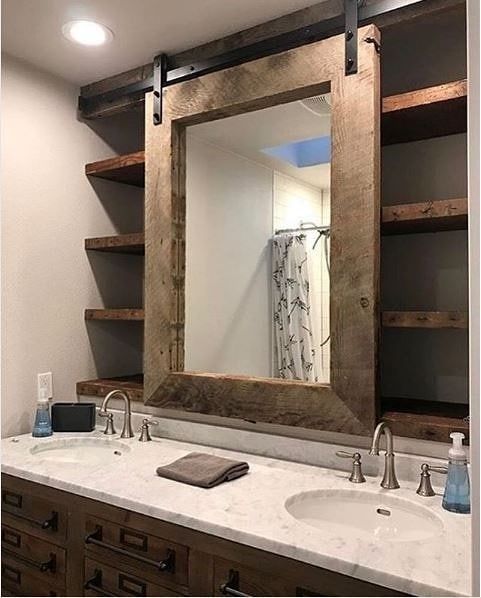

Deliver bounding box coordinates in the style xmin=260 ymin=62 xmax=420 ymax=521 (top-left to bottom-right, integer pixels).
xmin=85 ymin=232 xmax=145 ymax=254
xmin=382 ymin=398 xmax=469 ymax=443
xmin=76 ymin=374 xmax=144 ymax=401
xmin=2 ymin=475 xmax=409 ymax=597
xmin=85 ymin=151 xmax=145 ymax=187
xmin=84 ymin=308 xmax=144 ymax=321
xmin=382 ymin=311 xmax=468 ymax=329
xmin=144 ymin=25 xmax=381 ymax=435
xmin=382 ymin=198 xmax=468 ymax=234
xmin=78 ymin=0 xmax=463 ymax=119
xmin=382 ymin=80 xmax=467 ymax=144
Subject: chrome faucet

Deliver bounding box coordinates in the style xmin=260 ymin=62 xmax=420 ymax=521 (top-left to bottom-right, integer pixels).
xmin=99 ymin=390 xmax=134 ymax=439
xmin=369 ymin=422 xmax=399 ymax=489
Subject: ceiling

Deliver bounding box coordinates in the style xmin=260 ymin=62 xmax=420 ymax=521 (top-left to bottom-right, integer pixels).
xmin=1 ymin=0 xmax=320 ymax=86
xmin=189 ymin=97 xmax=331 ymax=188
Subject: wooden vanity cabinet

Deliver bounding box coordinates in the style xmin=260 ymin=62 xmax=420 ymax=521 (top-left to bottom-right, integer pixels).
xmin=1 ymin=475 xmax=408 ymax=597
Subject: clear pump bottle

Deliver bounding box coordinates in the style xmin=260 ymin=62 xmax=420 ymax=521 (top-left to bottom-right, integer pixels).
xmin=442 ymin=432 xmax=470 ymax=514
xmin=32 ymin=388 xmax=52 ymax=437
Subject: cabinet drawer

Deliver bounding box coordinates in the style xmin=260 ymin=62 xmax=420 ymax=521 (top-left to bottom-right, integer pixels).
xmin=1 ymin=550 xmax=64 ymax=596
xmin=84 ymin=515 xmax=188 ymax=591
xmin=1 ymin=524 xmax=66 ymax=586
xmin=1 ymin=486 xmax=67 ymax=545
xmin=213 ymin=557 xmax=293 ymax=596
xmin=84 ymin=557 xmax=184 ymax=597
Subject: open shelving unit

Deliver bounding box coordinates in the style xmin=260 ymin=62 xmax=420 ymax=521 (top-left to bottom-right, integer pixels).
xmin=381 ymin=397 xmax=469 ymax=443
xmin=85 ymin=308 xmax=144 ymax=321
xmin=379 ymin=76 xmax=468 ymax=442
xmin=381 ymin=79 xmax=467 ymax=145
xmin=85 ymin=232 xmax=145 ymax=254
xmin=381 ymin=198 xmax=468 ymax=235
xmin=78 ymin=74 xmax=469 ymax=441
xmin=76 ymin=374 xmax=143 ymax=402
xmin=85 ymin=150 xmax=145 ymax=187
xmin=382 ymin=311 xmax=468 ymax=329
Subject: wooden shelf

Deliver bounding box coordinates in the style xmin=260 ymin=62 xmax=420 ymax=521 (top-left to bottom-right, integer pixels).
xmin=382 ymin=198 xmax=467 ymax=235
xmin=381 ymin=398 xmax=469 ymax=443
xmin=85 ymin=308 xmax=144 ymax=321
xmin=382 ymin=311 xmax=468 ymax=329
xmin=382 ymin=79 xmax=467 ymax=145
xmin=85 ymin=151 xmax=145 ymax=187
xmin=85 ymin=232 xmax=144 ymax=254
xmin=76 ymin=374 xmax=143 ymax=401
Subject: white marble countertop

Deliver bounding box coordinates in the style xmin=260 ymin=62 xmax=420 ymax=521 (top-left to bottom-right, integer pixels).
xmin=1 ymin=430 xmax=471 ymax=597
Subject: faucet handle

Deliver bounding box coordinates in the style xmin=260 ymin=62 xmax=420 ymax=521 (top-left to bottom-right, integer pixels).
xmin=416 ymin=463 xmax=448 ymax=496
xmin=138 ymin=419 xmax=159 ymax=442
xmin=99 ymin=412 xmax=116 ymax=435
xmin=336 ymin=451 xmax=366 ymax=483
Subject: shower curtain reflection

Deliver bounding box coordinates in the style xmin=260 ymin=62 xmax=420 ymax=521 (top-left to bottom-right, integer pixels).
xmin=272 ymin=233 xmax=318 ymax=382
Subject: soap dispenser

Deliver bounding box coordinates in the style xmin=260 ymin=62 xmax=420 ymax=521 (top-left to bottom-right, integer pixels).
xmin=442 ymin=432 xmax=470 ymax=514
xmin=32 ymin=388 xmax=53 ymax=438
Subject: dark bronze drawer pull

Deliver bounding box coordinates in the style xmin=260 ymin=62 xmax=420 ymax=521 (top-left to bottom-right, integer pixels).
xmin=2 ymin=548 xmax=56 ymax=573
xmin=84 ymin=569 xmax=118 ymax=597
xmin=220 ymin=570 xmax=251 ymax=597
xmin=85 ymin=526 xmax=175 ymax=573
xmin=9 ymin=510 xmax=58 ymax=531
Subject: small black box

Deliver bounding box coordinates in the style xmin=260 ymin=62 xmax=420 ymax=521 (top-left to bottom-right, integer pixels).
xmin=51 ymin=403 xmax=96 ymax=432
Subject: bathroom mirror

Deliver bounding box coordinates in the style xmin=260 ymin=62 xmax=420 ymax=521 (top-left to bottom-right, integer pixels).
xmin=144 ymin=25 xmax=381 ymax=436
xmin=184 ymin=99 xmax=331 ymax=384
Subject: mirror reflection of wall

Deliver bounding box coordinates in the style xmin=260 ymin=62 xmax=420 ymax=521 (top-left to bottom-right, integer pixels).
xmin=185 ymin=95 xmax=331 ymax=383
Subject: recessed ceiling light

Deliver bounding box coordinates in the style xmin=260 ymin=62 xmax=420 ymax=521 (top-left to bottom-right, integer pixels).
xmin=62 ymin=20 xmax=113 ymax=46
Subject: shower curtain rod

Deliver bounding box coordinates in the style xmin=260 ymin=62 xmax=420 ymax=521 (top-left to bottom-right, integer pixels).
xmin=275 ymin=225 xmax=331 ymax=235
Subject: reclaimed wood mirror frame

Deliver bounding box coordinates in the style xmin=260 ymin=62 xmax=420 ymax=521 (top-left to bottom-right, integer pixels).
xmin=144 ymin=25 xmax=381 ymax=436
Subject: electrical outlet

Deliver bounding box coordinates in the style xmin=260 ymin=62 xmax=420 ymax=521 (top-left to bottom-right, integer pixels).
xmin=37 ymin=372 xmax=53 ymax=400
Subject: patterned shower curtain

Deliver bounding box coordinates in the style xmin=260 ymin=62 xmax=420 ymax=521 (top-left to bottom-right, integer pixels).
xmin=272 ymin=234 xmax=318 ymax=382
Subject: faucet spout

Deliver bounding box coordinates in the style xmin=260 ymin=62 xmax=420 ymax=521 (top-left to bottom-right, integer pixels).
xmin=100 ymin=390 xmax=134 ymax=439
xmin=370 ymin=422 xmax=399 ymax=489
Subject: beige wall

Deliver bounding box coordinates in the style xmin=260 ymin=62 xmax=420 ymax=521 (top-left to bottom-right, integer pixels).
xmin=1 ymin=54 xmax=143 ymax=437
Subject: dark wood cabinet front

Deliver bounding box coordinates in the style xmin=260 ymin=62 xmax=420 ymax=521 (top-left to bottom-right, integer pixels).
xmin=1 ymin=474 xmax=408 ymax=597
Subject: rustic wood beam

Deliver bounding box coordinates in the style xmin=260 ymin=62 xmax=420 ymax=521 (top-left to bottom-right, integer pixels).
xmin=79 ymin=0 xmax=465 ymax=119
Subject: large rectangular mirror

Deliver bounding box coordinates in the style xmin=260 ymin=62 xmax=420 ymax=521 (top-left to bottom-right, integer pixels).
xmin=144 ymin=25 xmax=380 ymax=436
xmin=185 ymin=98 xmax=331 ymax=384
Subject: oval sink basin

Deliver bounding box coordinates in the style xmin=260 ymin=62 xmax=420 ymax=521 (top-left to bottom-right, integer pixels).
xmin=285 ymin=489 xmax=444 ymax=543
xmin=30 ymin=437 xmax=131 ymax=464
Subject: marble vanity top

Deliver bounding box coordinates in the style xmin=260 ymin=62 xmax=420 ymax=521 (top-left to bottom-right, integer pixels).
xmin=1 ymin=430 xmax=471 ymax=597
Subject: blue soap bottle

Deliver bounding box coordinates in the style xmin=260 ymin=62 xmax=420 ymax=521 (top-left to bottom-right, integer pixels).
xmin=442 ymin=432 xmax=470 ymax=514
xmin=32 ymin=388 xmax=52 ymax=438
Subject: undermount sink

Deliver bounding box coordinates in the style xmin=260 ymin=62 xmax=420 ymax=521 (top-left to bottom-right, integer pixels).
xmin=30 ymin=437 xmax=131 ymax=464
xmin=285 ymin=489 xmax=444 ymax=543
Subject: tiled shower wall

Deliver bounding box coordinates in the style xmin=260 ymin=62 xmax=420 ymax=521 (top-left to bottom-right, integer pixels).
xmin=273 ymin=172 xmax=330 ymax=383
